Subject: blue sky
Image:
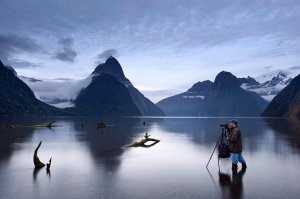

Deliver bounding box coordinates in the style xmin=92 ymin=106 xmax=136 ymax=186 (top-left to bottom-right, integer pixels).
xmin=1 ymin=0 xmax=300 ymax=102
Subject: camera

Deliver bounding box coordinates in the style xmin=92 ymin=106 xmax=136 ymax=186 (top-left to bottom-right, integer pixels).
xmin=220 ymin=123 xmax=229 ymax=130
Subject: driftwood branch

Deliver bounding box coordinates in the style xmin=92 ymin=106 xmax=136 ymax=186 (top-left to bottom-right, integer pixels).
xmin=4 ymin=121 xmax=59 ymax=129
xmin=33 ymin=141 xmax=45 ymax=168
xmin=127 ymin=137 xmax=160 ymax=148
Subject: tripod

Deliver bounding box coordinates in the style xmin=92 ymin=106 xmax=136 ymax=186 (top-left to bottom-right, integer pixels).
xmin=206 ymin=128 xmax=228 ymax=169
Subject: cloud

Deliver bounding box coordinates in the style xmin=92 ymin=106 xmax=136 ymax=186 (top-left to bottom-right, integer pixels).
xmin=7 ymin=58 xmax=41 ymax=68
xmin=53 ymin=37 xmax=77 ymax=62
xmin=1 ymin=1 xmax=300 ymax=102
xmin=21 ymin=75 xmax=94 ymax=108
xmin=263 ymin=66 xmax=273 ymax=70
xmin=0 ymin=34 xmax=44 ymax=58
xmin=96 ymin=49 xmax=119 ymax=63
xmin=289 ymin=65 xmax=300 ymax=71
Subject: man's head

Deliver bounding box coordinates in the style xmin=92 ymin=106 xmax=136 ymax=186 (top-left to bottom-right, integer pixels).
xmin=230 ymin=119 xmax=238 ymax=128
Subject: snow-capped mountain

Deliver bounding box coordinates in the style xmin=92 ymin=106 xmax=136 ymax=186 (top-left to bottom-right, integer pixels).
xmin=262 ymin=73 xmax=300 ymax=117
xmin=240 ymin=71 xmax=294 ymax=101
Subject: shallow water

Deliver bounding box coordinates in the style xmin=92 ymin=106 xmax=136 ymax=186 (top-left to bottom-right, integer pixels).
xmin=0 ymin=116 xmax=300 ymax=199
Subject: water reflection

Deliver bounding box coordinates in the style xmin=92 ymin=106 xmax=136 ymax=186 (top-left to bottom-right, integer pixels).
xmin=33 ymin=167 xmax=43 ymax=183
xmin=71 ymin=117 xmax=147 ymax=172
xmin=265 ymin=118 xmax=300 ymax=150
xmin=218 ymin=169 xmax=246 ymax=199
xmin=46 ymin=168 xmax=51 ymax=178
xmin=0 ymin=117 xmax=300 ymax=199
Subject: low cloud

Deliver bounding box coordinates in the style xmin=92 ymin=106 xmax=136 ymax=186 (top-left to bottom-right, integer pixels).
xmin=7 ymin=58 xmax=41 ymax=68
xmin=96 ymin=49 xmax=119 ymax=63
xmin=53 ymin=37 xmax=77 ymax=62
xmin=21 ymin=75 xmax=94 ymax=108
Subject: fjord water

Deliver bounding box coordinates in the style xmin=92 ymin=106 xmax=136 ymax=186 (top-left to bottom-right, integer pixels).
xmin=0 ymin=117 xmax=299 ymax=199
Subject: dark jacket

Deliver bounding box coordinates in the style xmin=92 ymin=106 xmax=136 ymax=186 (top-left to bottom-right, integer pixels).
xmin=228 ymin=126 xmax=243 ymax=153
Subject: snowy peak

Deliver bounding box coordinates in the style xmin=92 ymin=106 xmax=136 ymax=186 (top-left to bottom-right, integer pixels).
xmin=240 ymin=71 xmax=294 ymax=101
xmin=263 ymin=72 xmax=292 ymax=87
xmin=262 ymin=73 xmax=300 ymax=117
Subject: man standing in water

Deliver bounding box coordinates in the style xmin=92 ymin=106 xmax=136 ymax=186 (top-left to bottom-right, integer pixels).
xmin=228 ymin=120 xmax=247 ymax=171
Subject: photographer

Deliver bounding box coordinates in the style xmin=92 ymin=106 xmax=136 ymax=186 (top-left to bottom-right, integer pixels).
xmin=227 ymin=119 xmax=247 ymax=171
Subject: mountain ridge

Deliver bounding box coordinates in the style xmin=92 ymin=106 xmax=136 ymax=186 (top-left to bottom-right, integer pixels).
xmin=157 ymin=80 xmax=213 ymax=116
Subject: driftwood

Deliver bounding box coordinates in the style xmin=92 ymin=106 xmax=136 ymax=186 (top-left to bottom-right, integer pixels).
xmin=33 ymin=141 xmax=45 ymax=168
xmin=127 ymin=133 xmax=160 ymax=148
xmin=4 ymin=121 xmax=59 ymax=129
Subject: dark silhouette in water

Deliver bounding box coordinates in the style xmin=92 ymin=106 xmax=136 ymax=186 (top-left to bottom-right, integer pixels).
xmin=97 ymin=122 xmax=107 ymax=133
xmin=218 ymin=169 xmax=246 ymax=199
xmin=97 ymin=122 xmax=106 ymax=129
xmin=46 ymin=158 xmax=52 ymax=178
xmin=142 ymin=121 xmax=146 ymax=126
xmin=33 ymin=141 xmax=45 ymax=168
xmin=33 ymin=142 xmax=52 ymax=180
xmin=46 ymin=158 xmax=52 ymax=171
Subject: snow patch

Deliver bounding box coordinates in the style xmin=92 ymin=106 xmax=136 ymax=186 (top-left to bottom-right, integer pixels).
xmin=183 ymin=95 xmax=205 ymax=99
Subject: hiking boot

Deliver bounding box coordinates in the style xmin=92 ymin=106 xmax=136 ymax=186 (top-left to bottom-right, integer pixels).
xmin=242 ymin=163 xmax=247 ymax=170
xmin=232 ymin=163 xmax=238 ymax=171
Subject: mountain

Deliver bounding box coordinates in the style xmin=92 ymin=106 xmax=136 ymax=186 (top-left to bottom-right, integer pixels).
xmin=65 ymin=74 xmax=141 ymax=116
xmin=92 ymin=56 xmax=164 ymax=116
xmin=240 ymin=71 xmax=293 ymax=101
xmin=201 ymin=71 xmax=268 ymax=116
xmin=262 ymin=74 xmax=300 ymax=117
xmin=0 ymin=60 xmax=71 ymax=116
xmin=156 ymin=81 xmax=213 ymax=116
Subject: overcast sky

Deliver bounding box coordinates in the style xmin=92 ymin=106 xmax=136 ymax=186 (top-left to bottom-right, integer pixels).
xmin=1 ymin=0 xmax=300 ymax=102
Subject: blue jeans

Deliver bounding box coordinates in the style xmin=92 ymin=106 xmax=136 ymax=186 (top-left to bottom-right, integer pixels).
xmin=231 ymin=153 xmax=246 ymax=164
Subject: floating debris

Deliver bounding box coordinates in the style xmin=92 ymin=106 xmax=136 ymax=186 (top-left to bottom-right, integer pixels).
xmin=127 ymin=133 xmax=160 ymax=148
xmin=97 ymin=122 xmax=107 ymax=133
xmin=97 ymin=122 xmax=107 ymax=129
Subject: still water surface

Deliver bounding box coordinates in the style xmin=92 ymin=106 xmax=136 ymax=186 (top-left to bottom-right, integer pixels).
xmin=0 ymin=117 xmax=299 ymax=199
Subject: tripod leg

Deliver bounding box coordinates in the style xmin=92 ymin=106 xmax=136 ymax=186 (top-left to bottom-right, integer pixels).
xmin=206 ymin=135 xmax=222 ymax=168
